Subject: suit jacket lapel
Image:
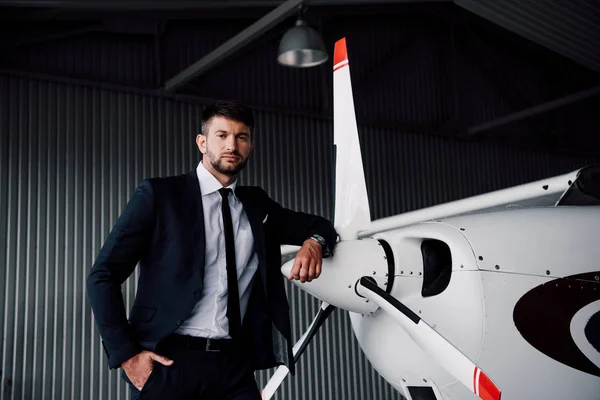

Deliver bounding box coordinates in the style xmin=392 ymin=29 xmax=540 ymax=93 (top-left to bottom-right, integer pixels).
xmin=236 ymin=187 xmax=269 ymax=298
xmin=184 ymin=170 xmax=206 ymax=278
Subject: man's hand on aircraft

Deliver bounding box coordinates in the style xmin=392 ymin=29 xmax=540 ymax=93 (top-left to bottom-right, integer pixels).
xmin=289 ymin=239 xmax=323 ymax=283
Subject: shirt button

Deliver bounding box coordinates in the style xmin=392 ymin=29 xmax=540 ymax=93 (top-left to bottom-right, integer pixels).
xmin=176 ymin=320 xmax=182 ymax=326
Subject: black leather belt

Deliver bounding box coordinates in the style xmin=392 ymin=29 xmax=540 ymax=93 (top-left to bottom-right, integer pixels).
xmin=162 ymin=334 xmax=235 ymax=352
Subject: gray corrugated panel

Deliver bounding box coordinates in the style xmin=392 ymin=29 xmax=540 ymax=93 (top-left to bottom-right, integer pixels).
xmin=0 ymin=73 xmax=599 ymax=400
xmin=0 ymin=74 xmax=402 ymax=400
xmin=455 ymin=0 xmax=600 ymax=72
xmin=0 ymin=77 xmax=7 ymax=398
xmin=2 ymin=11 xmax=599 ymax=156
xmin=2 ymin=33 xmax=158 ymax=88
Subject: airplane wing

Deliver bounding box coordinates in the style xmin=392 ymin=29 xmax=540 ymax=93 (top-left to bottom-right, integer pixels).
xmin=359 ymin=165 xmax=598 ymax=238
xmin=556 ymin=165 xmax=600 ymax=206
xmin=281 ymin=165 xmax=598 ymax=255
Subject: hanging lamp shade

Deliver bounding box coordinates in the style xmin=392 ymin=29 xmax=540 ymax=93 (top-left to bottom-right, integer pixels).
xmin=277 ymin=19 xmax=328 ymax=67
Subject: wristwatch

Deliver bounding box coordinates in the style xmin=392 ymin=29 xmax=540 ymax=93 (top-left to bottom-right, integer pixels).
xmin=309 ymin=234 xmax=326 ymax=247
xmin=309 ymin=234 xmax=331 ymax=257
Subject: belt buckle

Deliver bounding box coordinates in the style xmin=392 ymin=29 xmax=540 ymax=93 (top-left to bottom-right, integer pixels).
xmin=205 ymin=338 xmax=220 ymax=352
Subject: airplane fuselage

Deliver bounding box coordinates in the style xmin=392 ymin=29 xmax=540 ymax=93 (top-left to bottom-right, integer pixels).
xmin=351 ymin=206 xmax=600 ymax=399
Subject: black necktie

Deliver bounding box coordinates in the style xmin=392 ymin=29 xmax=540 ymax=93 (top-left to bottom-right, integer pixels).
xmin=218 ymin=188 xmax=241 ymax=339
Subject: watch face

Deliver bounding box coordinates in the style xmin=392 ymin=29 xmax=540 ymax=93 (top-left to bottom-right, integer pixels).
xmin=311 ymin=235 xmax=326 ymax=246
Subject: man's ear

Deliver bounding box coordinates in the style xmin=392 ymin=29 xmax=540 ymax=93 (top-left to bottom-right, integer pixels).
xmin=196 ymin=134 xmax=206 ymax=154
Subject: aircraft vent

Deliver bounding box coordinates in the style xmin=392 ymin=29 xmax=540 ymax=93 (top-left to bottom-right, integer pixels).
xmin=421 ymin=239 xmax=452 ymax=298
xmin=407 ymin=386 xmax=439 ymax=400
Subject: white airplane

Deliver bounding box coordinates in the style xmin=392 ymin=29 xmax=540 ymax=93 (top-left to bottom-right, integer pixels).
xmin=262 ymin=38 xmax=600 ymax=400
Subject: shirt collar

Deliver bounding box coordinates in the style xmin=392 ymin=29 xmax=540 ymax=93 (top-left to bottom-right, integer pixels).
xmin=196 ymin=161 xmax=238 ymax=199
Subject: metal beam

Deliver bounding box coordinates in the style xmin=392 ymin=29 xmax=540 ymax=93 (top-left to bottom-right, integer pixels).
xmin=164 ymin=0 xmax=303 ymax=93
xmin=0 ymin=24 xmax=100 ymax=49
xmin=467 ymin=85 xmax=600 ymax=136
xmin=0 ymin=0 xmax=449 ymax=9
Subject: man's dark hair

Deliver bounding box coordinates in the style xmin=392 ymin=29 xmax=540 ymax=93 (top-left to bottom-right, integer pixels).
xmin=201 ymin=100 xmax=254 ymax=136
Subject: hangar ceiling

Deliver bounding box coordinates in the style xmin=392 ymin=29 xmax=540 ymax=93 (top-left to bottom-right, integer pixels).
xmin=0 ymin=0 xmax=599 ymax=157
xmin=2 ymin=0 xmax=598 ymax=73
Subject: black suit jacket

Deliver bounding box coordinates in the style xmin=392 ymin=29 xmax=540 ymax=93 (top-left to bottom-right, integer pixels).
xmin=86 ymin=170 xmax=337 ymax=374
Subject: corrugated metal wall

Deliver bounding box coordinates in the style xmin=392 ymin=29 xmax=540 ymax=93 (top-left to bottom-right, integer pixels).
xmin=0 ymin=74 xmax=598 ymax=400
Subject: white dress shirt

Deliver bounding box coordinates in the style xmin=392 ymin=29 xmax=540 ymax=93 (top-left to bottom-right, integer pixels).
xmin=175 ymin=161 xmax=259 ymax=338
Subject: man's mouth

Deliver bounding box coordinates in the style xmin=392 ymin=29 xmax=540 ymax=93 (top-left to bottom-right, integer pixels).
xmin=222 ymin=155 xmax=240 ymax=162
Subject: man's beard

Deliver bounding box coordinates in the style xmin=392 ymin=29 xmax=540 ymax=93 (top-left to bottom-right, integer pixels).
xmin=206 ymin=149 xmax=249 ymax=176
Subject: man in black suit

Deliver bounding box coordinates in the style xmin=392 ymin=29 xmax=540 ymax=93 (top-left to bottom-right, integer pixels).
xmin=86 ymin=100 xmax=337 ymax=399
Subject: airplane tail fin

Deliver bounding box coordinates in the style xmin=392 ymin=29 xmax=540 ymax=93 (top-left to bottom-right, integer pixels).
xmin=333 ymin=38 xmax=371 ymax=240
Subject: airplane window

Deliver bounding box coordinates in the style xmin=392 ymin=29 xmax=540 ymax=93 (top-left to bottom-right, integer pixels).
xmin=421 ymin=239 xmax=452 ymax=298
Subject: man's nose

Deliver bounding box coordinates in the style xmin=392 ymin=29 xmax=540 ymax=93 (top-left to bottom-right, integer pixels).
xmin=225 ymin=136 xmax=237 ymax=151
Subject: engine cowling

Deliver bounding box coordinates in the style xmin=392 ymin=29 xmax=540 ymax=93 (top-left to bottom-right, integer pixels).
xmin=281 ymin=239 xmax=389 ymax=314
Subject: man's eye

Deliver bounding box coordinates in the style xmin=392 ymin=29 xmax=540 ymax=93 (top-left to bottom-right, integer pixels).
xmin=218 ymin=134 xmax=226 ymax=138
xmin=238 ymin=136 xmax=248 ymax=141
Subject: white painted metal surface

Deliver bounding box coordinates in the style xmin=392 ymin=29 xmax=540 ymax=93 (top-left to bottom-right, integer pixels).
xmin=267 ymin=36 xmax=600 ymax=400
xmin=476 ymin=271 xmax=600 ymax=400
xmin=281 ymin=239 xmax=387 ymax=314
xmin=356 ymin=278 xmax=500 ymax=400
xmin=359 ymin=170 xmax=580 ymax=238
xmin=333 ymin=38 xmax=371 ymax=240
xmin=350 ymin=222 xmax=485 ymax=399
xmin=440 ymin=207 xmax=600 ymax=276
xmin=571 ymin=300 xmax=600 ymax=369
xmin=351 ymin=211 xmax=600 ymax=399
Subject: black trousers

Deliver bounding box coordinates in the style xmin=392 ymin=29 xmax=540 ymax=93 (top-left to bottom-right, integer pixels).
xmin=122 ymin=334 xmax=261 ymax=400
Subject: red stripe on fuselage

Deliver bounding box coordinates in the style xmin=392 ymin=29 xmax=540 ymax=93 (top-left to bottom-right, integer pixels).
xmin=479 ymin=371 xmax=501 ymax=400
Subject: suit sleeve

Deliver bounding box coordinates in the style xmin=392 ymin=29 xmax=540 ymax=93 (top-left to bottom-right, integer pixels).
xmin=264 ymin=190 xmax=338 ymax=256
xmin=86 ymin=180 xmax=155 ymax=369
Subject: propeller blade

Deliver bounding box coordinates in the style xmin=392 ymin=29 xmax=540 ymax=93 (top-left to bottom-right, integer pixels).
xmin=261 ymin=302 xmax=336 ymax=400
xmin=333 ymin=37 xmax=371 ymax=240
xmin=357 ymin=277 xmax=502 ymax=400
